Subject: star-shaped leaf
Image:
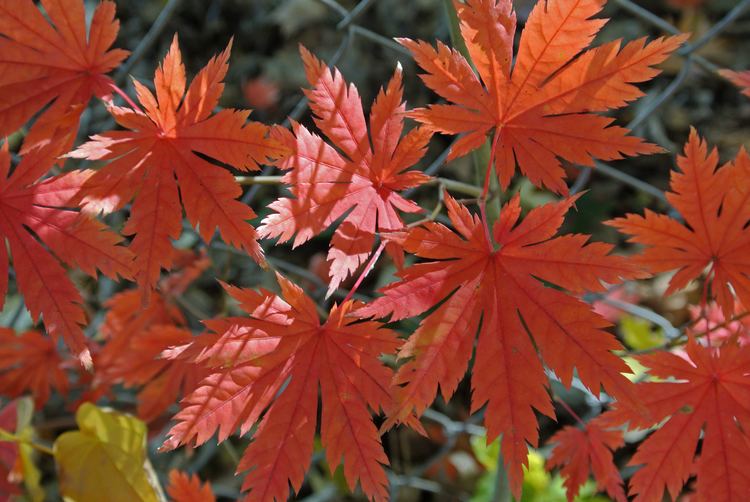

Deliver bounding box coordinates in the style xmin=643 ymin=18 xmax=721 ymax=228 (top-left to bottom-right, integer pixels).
xmin=259 ymin=47 xmax=431 ymax=294
xmin=163 ymin=274 xmax=400 ymax=501
xmin=401 ymin=0 xmax=686 ymax=193
xmin=71 ymin=36 xmax=286 ymax=293
xmin=358 ymin=192 xmax=644 ymax=496
xmin=609 ymin=129 xmax=750 ymax=318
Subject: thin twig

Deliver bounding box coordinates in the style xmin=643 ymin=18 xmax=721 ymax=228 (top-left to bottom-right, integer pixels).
xmin=431 ymin=177 xmax=483 ymax=198
xmin=236 ymin=174 xmax=484 ymax=198
xmin=235 ymin=175 xmax=284 ymax=185
xmin=337 ymin=0 xmax=377 ymax=29
xmin=578 ymin=161 xmax=669 ymax=203
xmin=316 ymin=0 xmax=349 ymax=17
xmin=350 ymin=26 xmax=412 ymax=56
xmin=629 ymin=60 xmax=693 ymax=132
xmin=631 ymin=311 xmax=750 ymax=355
xmin=115 ymin=0 xmax=182 ymax=82
xmin=593 ymin=296 xmax=680 ymax=339
xmin=678 ymin=0 xmax=750 ymax=56
xmin=403 ymin=140 xmax=456 ymax=198
xmin=0 ymin=430 xmax=54 ymax=456
xmin=612 ymin=0 xmax=719 ymax=73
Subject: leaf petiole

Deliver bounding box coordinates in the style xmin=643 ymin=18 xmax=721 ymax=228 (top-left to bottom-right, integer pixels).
xmin=0 ymin=428 xmax=54 ymax=456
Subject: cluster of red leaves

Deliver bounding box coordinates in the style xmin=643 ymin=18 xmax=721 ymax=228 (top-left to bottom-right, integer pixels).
xmin=2 ymin=0 xmax=750 ymax=501
xmin=548 ymin=416 xmax=626 ymax=502
xmin=0 ymin=328 xmax=68 ymax=408
xmin=610 ymin=340 xmax=750 ymax=502
xmin=610 ymin=130 xmax=750 ymax=319
xmin=88 ymin=251 xmax=214 ymax=422
xmin=358 ymin=192 xmax=643 ymax=493
xmin=546 ymin=131 xmax=750 ymax=502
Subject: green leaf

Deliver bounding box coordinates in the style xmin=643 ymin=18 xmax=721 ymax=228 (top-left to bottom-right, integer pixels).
xmin=620 ymin=315 xmax=665 ymax=351
xmin=54 ymin=403 xmax=164 ymax=502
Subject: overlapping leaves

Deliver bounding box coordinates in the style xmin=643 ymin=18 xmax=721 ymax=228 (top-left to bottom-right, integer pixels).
xmin=606 ymin=341 xmax=750 ymax=501
xmin=358 ymin=193 xmax=643 ymax=495
xmin=0 ymin=143 xmax=133 ymax=367
xmin=91 ymin=252 xmax=212 ymax=421
xmin=163 ymin=275 xmax=400 ymax=501
xmin=71 ymin=36 xmax=285 ymax=293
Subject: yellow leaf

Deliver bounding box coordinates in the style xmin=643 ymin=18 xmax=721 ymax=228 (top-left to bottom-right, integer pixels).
xmin=16 ymin=397 xmax=44 ymax=502
xmin=54 ymin=403 xmax=164 ymax=502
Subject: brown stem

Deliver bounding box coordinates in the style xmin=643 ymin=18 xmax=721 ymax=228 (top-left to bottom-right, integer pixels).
xmin=554 ymin=396 xmax=585 ymax=427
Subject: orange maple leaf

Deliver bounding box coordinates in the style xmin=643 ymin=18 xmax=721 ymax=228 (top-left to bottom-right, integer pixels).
xmin=167 ymin=470 xmax=215 ymax=502
xmin=163 ymin=274 xmax=400 ymax=501
xmin=607 ymin=341 xmax=750 ymax=501
xmin=0 ymin=328 xmax=69 ymax=408
xmin=608 ymin=129 xmax=750 ymax=318
xmin=719 ymin=69 xmax=750 ymax=98
xmin=547 ymin=417 xmax=626 ymax=502
xmin=357 ymin=192 xmax=644 ymax=496
xmin=400 ymin=0 xmax=686 ymax=193
xmin=0 ymin=0 xmax=128 ymax=150
xmin=70 ymin=36 xmax=286 ymax=292
xmin=0 ymin=143 xmax=133 ymax=367
xmin=258 ymin=47 xmax=432 ymax=294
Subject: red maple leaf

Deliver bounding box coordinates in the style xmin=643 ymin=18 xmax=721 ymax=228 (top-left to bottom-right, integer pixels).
xmin=0 ymin=0 xmax=129 ymax=150
xmin=0 ymin=400 xmax=21 ymax=497
xmin=70 ymin=36 xmax=286 ymax=292
xmin=163 ymin=274 xmax=400 ymax=501
xmin=0 ymin=142 xmax=133 ymax=367
xmin=0 ymin=328 xmax=69 ymax=408
xmin=547 ymin=416 xmax=626 ymax=502
xmin=400 ymin=0 xmax=686 ymax=193
xmin=258 ymin=47 xmax=432 ymax=294
xmin=607 ymin=340 xmax=750 ymax=501
xmin=357 ymin=192 xmax=644 ymax=496
xmin=608 ymin=129 xmax=750 ymax=318
xmin=167 ymin=470 xmax=215 ymax=502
